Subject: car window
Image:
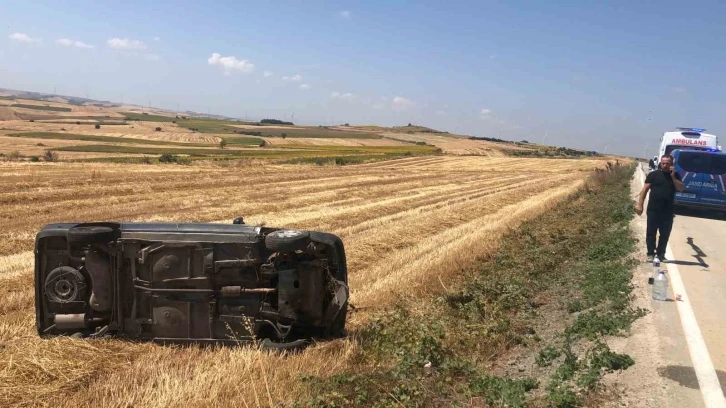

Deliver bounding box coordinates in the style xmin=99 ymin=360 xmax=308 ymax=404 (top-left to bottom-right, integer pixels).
xmin=677 ymin=152 xmax=711 ymax=173
xmin=712 ymin=155 xmax=726 ymax=175
xmin=666 ymin=145 xmax=710 ymax=156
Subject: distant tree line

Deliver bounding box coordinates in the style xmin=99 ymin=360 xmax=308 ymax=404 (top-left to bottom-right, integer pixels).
xmin=260 ymin=119 xmax=294 ymax=125
xmin=234 ymin=130 xmax=263 ymax=136
xmin=469 ymin=136 xmax=512 ymax=143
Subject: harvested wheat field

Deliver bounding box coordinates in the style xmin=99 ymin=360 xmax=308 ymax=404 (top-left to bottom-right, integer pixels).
xmin=382 ymin=132 xmax=531 ymax=156
xmin=0 ymin=156 xmax=605 ymax=407
xmin=0 ymin=120 xmax=220 ymax=144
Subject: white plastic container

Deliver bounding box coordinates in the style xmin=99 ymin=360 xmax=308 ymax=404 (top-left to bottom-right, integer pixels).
xmin=650 ymin=258 xmax=661 ymax=285
xmin=652 ymin=270 xmax=669 ymax=301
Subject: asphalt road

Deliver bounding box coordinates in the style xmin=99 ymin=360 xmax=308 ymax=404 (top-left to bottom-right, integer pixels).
xmin=630 ymin=165 xmax=726 ymax=407
xmin=666 ymin=202 xmax=726 ymax=402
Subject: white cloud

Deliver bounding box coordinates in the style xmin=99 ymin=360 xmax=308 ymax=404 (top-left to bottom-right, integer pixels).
xmin=9 ymin=33 xmax=41 ymax=44
xmin=392 ymin=96 xmax=415 ymax=111
xmin=283 ymin=74 xmax=303 ymax=82
xmin=340 ymin=10 xmax=351 ymax=18
xmin=56 ymin=38 xmax=94 ymax=49
xmin=299 ymin=84 xmax=311 ymax=90
xmin=144 ymin=53 xmax=161 ymax=61
xmin=153 ymin=36 xmax=161 ymax=41
xmin=263 ymin=70 xmax=273 ymax=77
xmin=436 ymin=110 xmax=446 ymax=116
xmin=331 ymin=92 xmax=355 ymax=101
xmin=207 ymin=53 xmax=255 ymax=74
xmin=479 ymin=108 xmax=493 ymax=119
xmin=107 ymin=38 xmax=147 ymax=50
xmin=489 ymin=54 xmax=497 ymax=60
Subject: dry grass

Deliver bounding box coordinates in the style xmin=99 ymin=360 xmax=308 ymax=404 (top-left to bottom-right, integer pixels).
xmin=0 ymin=120 xmax=219 ymax=145
xmin=0 ymin=156 xmax=606 ymax=407
xmin=380 ymin=132 xmax=531 ymax=156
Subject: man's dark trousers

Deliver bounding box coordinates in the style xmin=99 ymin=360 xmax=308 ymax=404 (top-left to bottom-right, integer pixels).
xmin=646 ymin=210 xmax=673 ymax=259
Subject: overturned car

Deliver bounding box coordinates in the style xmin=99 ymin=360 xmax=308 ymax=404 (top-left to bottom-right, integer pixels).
xmin=35 ymin=221 xmax=348 ymax=349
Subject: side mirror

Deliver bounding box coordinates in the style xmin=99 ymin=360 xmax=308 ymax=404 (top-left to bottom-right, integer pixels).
xmin=233 ymin=217 xmax=245 ymax=225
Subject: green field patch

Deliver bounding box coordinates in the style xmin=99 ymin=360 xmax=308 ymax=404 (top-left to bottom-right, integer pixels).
xmin=259 ymin=127 xmax=381 ymax=139
xmin=56 ymin=143 xmax=439 ymax=164
xmin=7 ymin=132 xmax=215 ymax=147
xmin=11 ymin=104 xmax=72 ymax=112
xmin=219 ymin=135 xmax=264 ymax=145
xmin=122 ymin=113 xmax=178 ymax=122
xmin=180 ymin=119 xmax=250 ymax=134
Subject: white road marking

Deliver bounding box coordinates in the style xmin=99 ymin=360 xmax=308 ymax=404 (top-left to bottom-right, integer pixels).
xmin=664 ymin=247 xmax=726 ymax=407
xmin=638 ymin=164 xmax=726 ymax=407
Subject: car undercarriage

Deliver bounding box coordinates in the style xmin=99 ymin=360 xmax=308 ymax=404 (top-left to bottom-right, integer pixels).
xmin=35 ymin=221 xmax=349 ymax=349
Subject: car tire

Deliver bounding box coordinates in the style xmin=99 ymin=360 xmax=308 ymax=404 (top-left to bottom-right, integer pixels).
xmin=67 ymin=222 xmax=121 ymax=244
xmin=327 ymin=307 xmax=348 ymax=338
xmin=264 ymin=229 xmax=310 ymax=253
xmin=260 ymin=338 xmax=308 ymax=351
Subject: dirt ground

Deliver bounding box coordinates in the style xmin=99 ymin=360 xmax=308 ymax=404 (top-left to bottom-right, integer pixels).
xmin=0 ymin=107 xmax=18 ymax=120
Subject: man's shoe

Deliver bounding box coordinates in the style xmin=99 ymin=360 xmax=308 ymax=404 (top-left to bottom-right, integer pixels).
xmin=646 ymin=254 xmax=655 ymax=263
xmin=658 ymin=254 xmax=668 ymax=262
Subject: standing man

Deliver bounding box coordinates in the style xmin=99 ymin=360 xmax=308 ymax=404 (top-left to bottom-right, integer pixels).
xmin=636 ymin=155 xmax=685 ymax=262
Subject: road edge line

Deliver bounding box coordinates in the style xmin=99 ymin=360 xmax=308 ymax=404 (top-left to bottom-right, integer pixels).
xmin=638 ymin=163 xmax=726 ymax=407
xmin=664 ymin=246 xmax=726 ymax=407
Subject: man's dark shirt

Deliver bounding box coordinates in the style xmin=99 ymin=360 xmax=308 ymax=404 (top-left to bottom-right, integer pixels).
xmin=646 ymin=169 xmax=682 ymax=213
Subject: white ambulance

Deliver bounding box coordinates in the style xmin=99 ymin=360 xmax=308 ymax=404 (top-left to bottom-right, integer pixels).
xmin=659 ymin=128 xmax=720 ymax=158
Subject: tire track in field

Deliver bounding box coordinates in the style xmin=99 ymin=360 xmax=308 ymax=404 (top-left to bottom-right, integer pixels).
xmin=350 ymin=177 xmax=586 ymax=308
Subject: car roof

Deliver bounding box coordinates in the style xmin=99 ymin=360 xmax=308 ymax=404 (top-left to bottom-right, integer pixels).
xmin=672 ymin=149 xmax=725 ymax=156
xmin=663 ymin=130 xmax=717 ymax=138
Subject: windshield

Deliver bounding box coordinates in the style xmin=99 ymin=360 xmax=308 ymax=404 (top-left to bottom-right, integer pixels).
xmin=676 ymin=151 xmax=726 ymax=175
xmin=713 ymin=155 xmax=726 ymax=175
xmin=665 ymin=145 xmax=711 ymax=156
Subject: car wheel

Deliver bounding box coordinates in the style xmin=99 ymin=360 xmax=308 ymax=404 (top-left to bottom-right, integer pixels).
xmin=264 ymin=229 xmax=311 ymax=253
xmin=260 ymin=338 xmax=308 ymax=351
xmin=67 ymin=222 xmax=121 ymax=244
xmin=327 ymin=307 xmax=348 ymax=338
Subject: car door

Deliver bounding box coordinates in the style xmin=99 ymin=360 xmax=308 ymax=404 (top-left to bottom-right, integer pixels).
xmin=674 ymin=151 xmax=706 ymax=205
xmin=700 ymin=154 xmax=726 ymax=208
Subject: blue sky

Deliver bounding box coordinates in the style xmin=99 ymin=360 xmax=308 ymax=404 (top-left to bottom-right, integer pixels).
xmin=2 ymin=0 xmax=725 ymax=157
